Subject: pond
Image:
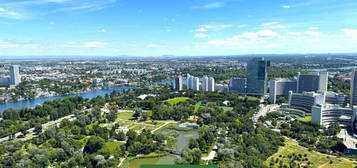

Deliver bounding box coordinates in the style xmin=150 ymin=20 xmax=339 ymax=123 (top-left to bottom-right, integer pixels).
xmin=128 ymin=155 xmax=179 ymax=168
xmin=128 ymin=129 xmax=199 ymax=168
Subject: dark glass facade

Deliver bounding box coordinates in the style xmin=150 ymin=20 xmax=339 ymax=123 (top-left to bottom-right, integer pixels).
xmin=246 ymin=57 xmax=269 ymax=95
xmin=298 ymin=74 xmax=319 ymax=93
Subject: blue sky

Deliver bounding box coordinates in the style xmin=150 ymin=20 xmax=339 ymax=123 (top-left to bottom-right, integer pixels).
xmin=0 ymin=0 xmax=357 ymax=56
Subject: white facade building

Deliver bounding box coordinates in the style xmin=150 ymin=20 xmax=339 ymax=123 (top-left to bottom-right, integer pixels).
xmin=9 ymin=65 xmax=21 ymax=86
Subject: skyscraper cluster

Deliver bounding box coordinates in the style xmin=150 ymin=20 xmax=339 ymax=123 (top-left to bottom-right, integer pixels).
xmin=228 ymin=57 xmax=270 ymax=96
xmin=174 ymin=74 xmax=215 ymax=92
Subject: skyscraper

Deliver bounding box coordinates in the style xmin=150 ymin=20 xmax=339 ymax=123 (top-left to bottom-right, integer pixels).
xmin=246 ymin=57 xmax=270 ymax=95
xmin=186 ymin=74 xmax=196 ymax=90
xmin=174 ymin=76 xmax=183 ymax=91
xmin=269 ymin=79 xmax=297 ymax=104
xmin=193 ymin=77 xmax=200 ymax=91
xmin=202 ymin=76 xmax=209 ymax=91
xmin=351 ymin=69 xmax=357 ymax=106
xmin=208 ymin=77 xmax=215 ymax=92
xmin=297 ymin=72 xmax=328 ymax=93
xmin=9 ymin=65 xmax=21 ymax=86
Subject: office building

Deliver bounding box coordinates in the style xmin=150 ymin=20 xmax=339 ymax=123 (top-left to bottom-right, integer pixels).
xmin=208 ymin=77 xmax=215 ymax=92
xmin=9 ymin=65 xmax=21 ymax=86
xmin=193 ymin=77 xmax=200 ymax=91
xmin=288 ymin=91 xmax=325 ymax=112
xmin=186 ymin=74 xmax=194 ymax=89
xmin=297 ymin=72 xmax=328 ymax=93
xmin=229 ymin=77 xmax=246 ymax=93
xmin=325 ymin=91 xmax=347 ymax=106
xmin=319 ymin=71 xmax=328 ymax=92
xmin=202 ymin=76 xmax=209 ymax=91
xmin=246 ymin=57 xmax=270 ymax=95
xmin=312 ymin=104 xmax=353 ymax=128
xmin=269 ymin=79 xmax=297 ymax=104
xmin=174 ymin=76 xmax=183 ymax=91
xmin=351 ymin=69 xmax=357 ymax=106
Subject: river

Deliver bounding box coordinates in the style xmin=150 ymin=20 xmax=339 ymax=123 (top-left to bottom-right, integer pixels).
xmin=0 ymin=86 xmax=133 ymax=113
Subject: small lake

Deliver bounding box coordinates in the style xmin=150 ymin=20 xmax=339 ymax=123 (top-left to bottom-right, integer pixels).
xmin=128 ymin=155 xmax=179 ymax=168
xmin=128 ymin=129 xmax=199 ymax=168
xmin=0 ymin=86 xmax=133 ymax=113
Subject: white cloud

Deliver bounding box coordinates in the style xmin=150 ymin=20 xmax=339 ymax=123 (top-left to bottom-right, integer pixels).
xmin=195 ymin=24 xmax=233 ymax=32
xmin=304 ymin=31 xmax=321 ymax=36
xmin=256 ymin=30 xmax=278 ymax=37
xmin=0 ymin=40 xmax=39 ymax=49
xmin=261 ymin=22 xmax=287 ymax=29
xmin=342 ymin=29 xmax=357 ymax=39
xmin=288 ymin=32 xmax=302 ymax=36
xmin=146 ymin=43 xmax=165 ymax=48
xmin=309 ymin=26 xmax=319 ymax=30
xmin=207 ymin=30 xmax=278 ymax=49
xmin=195 ymin=2 xmax=225 ymax=9
xmin=261 ymin=22 xmax=279 ymax=27
xmin=49 ymin=21 xmax=55 ymax=25
xmin=64 ymin=41 xmax=108 ymax=48
xmin=194 ymin=33 xmax=209 ymax=38
xmin=282 ymin=5 xmax=291 ymax=9
xmin=0 ymin=0 xmax=118 ymax=19
xmin=0 ymin=7 xmax=26 ymax=19
xmin=98 ymin=28 xmax=107 ymax=33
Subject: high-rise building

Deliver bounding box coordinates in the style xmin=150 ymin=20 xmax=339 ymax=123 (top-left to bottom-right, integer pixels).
xmin=297 ymin=72 xmax=328 ymax=93
xmin=174 ymin=76 xmax=183 ymax=91
xmin=269 ymin=79 xmax=297 ymax=104
xmin=186 ymin=74 xmax=194 ymax=89
xmin=9 ymin=65 xmax=21 ymax=86
xmin=202 ymin=76 xmax=209 ymax=91
xmin=208 ymin=77 xmax=215 ymax=92
xmin=246 ymin=57 xmax=270 ymax=95
xmin=193 ymin=77 xmax=200 ymax=91
xmin=319 ymin=71 xmax=328 ymax=92
xmin=351 ymin=69 xmax=357 ymax=106
xmin=229 ymin=77 xmax=246 ymax=93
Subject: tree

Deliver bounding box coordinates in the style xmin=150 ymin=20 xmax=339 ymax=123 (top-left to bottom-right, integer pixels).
xmin=84 ymin=136 xmax=105 ymax=154
xmin=133 ymin=108 xmax=142 ymax=119
xmin=114 ymin=131 xmax=126 ymax=141
xmin=107 ymin=110 xmax=118 ymax=122
xmin=34 ymin=124 xmax=42 ymax=134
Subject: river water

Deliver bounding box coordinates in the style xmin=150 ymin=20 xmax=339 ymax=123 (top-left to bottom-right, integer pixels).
xmin=0 ymin=86 xmax=133 ymax=113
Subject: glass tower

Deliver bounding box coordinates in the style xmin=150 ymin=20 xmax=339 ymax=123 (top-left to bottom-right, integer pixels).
xmin=246 ymin=57 xmax=270 ymax=95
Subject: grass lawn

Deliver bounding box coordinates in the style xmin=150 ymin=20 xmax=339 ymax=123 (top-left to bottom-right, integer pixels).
xmin=118 ymin=112 xmax=134 ymax=120
xmin=264 ymin=140 xmax=355 ymax=168
xmin=291 ymin=114 xmax=312 ymax=122
xmin=99 ymin=141 xmax=124 ymax=157
xmin=165 ymin=97 xmax=190 ymax=105
xmin=194 ymin=103 xmax=201 ymax=113
xmin=220 ymin=106 xmax=233 ymax=112
xmin=300 ymin=116 xmax=312 ymax=122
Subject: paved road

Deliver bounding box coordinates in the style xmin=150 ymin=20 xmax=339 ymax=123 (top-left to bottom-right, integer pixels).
xmin=201 ymin=145 xmax=217 ymax=161
xmin=151 ymin=121 xmax=177 ymax=133
xmin=253 ymin=104 xmax=279 ymax=123
xmin=338 ymin=129 xmax=357 ymax=150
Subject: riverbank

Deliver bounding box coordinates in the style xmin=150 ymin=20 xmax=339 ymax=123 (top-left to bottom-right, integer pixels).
xmin=0 ymin=86 xmax=133 ymax=113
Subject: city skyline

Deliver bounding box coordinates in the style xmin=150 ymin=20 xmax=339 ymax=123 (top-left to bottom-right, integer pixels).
xmin=0 ymin=0 xmax=357 ymax=57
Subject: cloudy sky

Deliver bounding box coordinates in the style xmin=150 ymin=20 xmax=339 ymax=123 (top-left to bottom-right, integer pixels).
xmin=0 ymin=0 xmax=357 ymax=56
